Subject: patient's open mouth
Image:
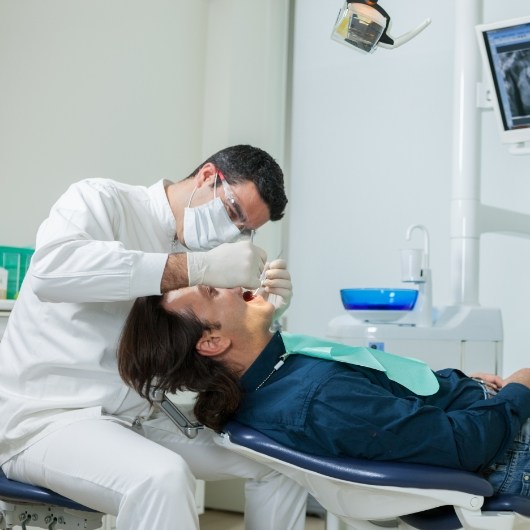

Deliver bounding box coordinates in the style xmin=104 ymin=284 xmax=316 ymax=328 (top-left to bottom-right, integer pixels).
xmin=243 ymin=291 xmax=255 ymax=302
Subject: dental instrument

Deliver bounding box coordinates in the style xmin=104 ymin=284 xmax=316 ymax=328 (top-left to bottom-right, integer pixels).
xmin=254 ymin=265 xmax=269 ymax=296
xmin=242 ymin=231 xmax=267 ymax=300
xmin=241 ymin=266 xmax=268 ymax=301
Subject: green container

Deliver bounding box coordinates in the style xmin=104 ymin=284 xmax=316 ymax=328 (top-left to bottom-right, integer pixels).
xmin=0 ymin=246 xmax=35 ymax=300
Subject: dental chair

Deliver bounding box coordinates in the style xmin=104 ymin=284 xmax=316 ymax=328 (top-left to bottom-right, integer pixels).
xmin=0 ymin=469 xmax=103 ymax=529
xmin=3 ymin=394 xmax=530 ymax=530
xmin=215 ymin=421 xmax=530 ymax=530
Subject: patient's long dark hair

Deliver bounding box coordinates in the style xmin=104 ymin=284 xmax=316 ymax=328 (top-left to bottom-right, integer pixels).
xmin=118 ymin=295 xmax=243 ymax=432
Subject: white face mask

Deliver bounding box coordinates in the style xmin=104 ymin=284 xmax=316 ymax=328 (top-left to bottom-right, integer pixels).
xmin=182 ymin=182 xmax=242 ymax=251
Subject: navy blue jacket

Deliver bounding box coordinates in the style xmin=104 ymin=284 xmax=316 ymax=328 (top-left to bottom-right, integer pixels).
xmin=236 ymin=332 xmax=530 ymax=472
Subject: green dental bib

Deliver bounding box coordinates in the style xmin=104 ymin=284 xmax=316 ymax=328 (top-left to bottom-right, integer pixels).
xmin=280 ymin=333 xmax=439 ymax=396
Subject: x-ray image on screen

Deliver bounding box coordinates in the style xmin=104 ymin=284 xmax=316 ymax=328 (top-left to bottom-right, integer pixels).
xmin=481 ymin=19 xmax=530 ymax=133
xmin=498 ymin=48 xmax=530 ymax=124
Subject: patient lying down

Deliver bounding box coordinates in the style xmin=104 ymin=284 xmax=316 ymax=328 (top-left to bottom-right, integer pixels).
xmin=118 ymin=285 xmax=530 ymax=497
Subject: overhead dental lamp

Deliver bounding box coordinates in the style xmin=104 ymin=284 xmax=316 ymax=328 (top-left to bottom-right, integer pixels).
xmin=331 ymin=0 xmax=431 ymax=54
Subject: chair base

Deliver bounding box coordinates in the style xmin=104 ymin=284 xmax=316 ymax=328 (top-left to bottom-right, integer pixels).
xmin=0 ymin=470 xmax=103 ymax=530
xmin=0 ymin=500 xmax=103 ymax=530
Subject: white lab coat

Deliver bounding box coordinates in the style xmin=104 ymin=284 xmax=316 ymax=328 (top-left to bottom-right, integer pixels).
xmin=0 ymin=178 xmax=308 ymax=530
xmin=0 ymin=178 xmax=171 ymax=464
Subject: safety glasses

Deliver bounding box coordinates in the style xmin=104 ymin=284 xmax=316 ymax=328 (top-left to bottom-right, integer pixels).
xmin=216 ymin=170 xmax=253 ymax=237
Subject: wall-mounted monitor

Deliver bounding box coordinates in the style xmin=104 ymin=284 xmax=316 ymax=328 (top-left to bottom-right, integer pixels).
xmin=476 ymin=16 xmax=530 ymax=154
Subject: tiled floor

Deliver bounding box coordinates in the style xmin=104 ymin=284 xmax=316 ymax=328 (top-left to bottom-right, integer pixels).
xmin=199 ymin=509 xmax=326 ymax=530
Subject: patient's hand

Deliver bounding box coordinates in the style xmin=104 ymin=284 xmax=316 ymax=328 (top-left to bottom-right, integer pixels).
xmin=470 ymin=372 xmax=504 ymax=390
xmin=503 ymin=368 xmax=530 ymax=390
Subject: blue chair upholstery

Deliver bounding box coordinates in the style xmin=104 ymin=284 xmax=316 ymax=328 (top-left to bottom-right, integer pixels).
xmin=0 ymin=469 xmax=103 ymax=530
xmin=401 ymin=495 xmax=530 ymax=530
xmin=218 ymin=421 xmax=530 ymax=530
xmin=0 ymin=469 xmax=95 ymax=511
xmin=222 ymin=421 xmax=492 ymax=494
xmin=483 ymin=494 xmax=530 ymax=517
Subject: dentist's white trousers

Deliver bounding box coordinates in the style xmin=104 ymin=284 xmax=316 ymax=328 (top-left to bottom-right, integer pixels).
xmin=2 ymin=414 xmax=308 ymax=530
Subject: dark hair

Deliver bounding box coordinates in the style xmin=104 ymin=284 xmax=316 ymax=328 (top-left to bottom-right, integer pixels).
xmin=118 ymin=295 xmax=243 ymax=432
xmin=187 ymin=144 xmax=287 ymax=221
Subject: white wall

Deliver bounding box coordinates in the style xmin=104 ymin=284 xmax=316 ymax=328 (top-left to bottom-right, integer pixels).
xmin=201 ymin=0 xmax=291 ymax=256
xmin=286 ymin=0 xmax=530 ymax=376
xmin=0 ymin=0 xmax=209 ymax=247
xmin=0 ymin=0 xmax=291 ymax=258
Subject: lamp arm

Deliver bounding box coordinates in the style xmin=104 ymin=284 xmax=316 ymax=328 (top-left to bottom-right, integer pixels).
xmin=379 ymin=18 xmax=432 ymax=49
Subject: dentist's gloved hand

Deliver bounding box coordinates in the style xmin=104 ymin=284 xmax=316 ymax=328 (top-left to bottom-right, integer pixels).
xmin=261 ymin=259 xmax=293 ymax=320
xmin=187 ymin=240 xmax=267 ymax=289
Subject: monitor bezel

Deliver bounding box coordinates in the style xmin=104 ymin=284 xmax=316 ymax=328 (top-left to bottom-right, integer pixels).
xmin=476 ymin=15 xmax=530 ymax=146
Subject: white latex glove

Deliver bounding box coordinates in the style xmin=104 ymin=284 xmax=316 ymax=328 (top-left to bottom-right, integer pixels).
xmin=187 ymin=240 xmax=267 ymax=289
xmin=261 ymin=259 xmax=293 ymax=319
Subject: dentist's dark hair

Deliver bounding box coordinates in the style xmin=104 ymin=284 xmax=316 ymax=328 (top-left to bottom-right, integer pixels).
xmin=118 ymin=295 xmax=242 ymax=432
xmin=186 ymin=144 xmax=287 ymax=221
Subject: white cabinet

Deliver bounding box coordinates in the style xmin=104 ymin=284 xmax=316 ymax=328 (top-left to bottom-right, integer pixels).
xmin=327 ymin=307 xmax=503 ymax=375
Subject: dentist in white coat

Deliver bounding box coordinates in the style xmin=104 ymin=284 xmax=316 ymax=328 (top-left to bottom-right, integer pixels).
xmin=0 ymin=144 xmax=306 ymax=529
